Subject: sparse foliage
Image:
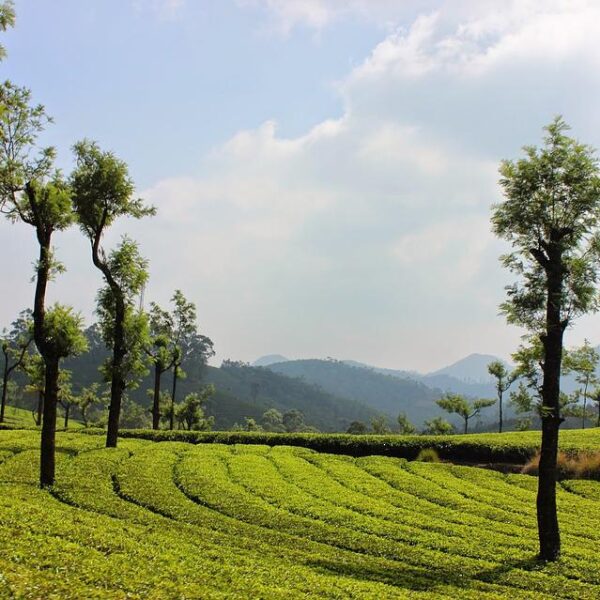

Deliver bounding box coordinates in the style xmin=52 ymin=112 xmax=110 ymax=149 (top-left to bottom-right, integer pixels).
xmin=492 ymin=117 xmax=600 ymax=561
xmin=487 ymin=360 xmax=517 ymax=433
xmin=436 ymin=393 xmax=495 ymax=434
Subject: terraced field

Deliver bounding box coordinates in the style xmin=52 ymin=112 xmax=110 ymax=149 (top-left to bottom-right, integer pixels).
xmin=0 ymin=431 xmax=599 ymax=598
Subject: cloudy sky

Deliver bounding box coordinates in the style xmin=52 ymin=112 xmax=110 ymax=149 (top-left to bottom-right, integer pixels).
xmin=2 ymin=0 xmax=600 ymax=371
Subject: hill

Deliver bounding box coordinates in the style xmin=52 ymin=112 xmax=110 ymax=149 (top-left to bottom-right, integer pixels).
xmin=252 ymin=354 xmax=289 ymax=367
xmin=201 ymin=362 xmax=382 ymax=431
xmin=267 ymin=359 xmax=441 ymax=424
xmin=428 ymin=353 xmax=508 ymax=382
xmin=0 ymin=429 xmax=598 ymax=598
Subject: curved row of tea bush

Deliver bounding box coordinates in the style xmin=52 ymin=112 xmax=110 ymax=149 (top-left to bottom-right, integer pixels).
xmin=0 ymin=430 xmax=599 ymax=598
xmin=80 ymin=426 xmax=600 ymax=464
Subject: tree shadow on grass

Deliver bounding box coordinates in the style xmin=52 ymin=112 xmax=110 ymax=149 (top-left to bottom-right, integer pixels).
xmin=305 ymin=554 xmax=544 ymax=595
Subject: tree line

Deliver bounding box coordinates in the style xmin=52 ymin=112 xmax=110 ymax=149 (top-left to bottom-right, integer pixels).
xmin=0 ymin=4 xmax=214 ymax=487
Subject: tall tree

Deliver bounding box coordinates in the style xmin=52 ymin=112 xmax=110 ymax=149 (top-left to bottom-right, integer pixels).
xmin=492 ymin=117 xmax=600 ymax=561
xmin=174 ymin=387 xmax=215 ymax=431
xmin=71 ymin=141 xmax=154 ymax=447
xmin=167 ymin=290 xmax=214 ymax=430
xmin=146 ymin=303 xmax=177 ymax=430
xmin=94 ymin=237 xmax=150 ymax=446
xmin=34 ymin=305 xmax=86 ymax=484
xmin=436 ymin=393 xmax=495 ymax=434
xmin=0 ymin=82 xmax=80 ymax=486
xmin=23 ymin=352 xmax=44 ymax=426
xmin=1 ymin=310 xmax=33 ymax=423
xmin=397 ymin=412 xmax=416 ymax=435
xmin=511 ymin=339 xmax=578 ymax=428
xmin=487 ymin=360 xmax=517 ymax=433
xmin=563 ymin=340 xmax=599 ymax=429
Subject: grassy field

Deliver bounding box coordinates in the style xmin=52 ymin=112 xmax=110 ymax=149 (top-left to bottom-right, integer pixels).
xmin=0 ymin=431 xmax=599 ymax=598
xmin=0 ymin=406 xmax=83 ymax=431
xmin=0 ymin=406 xmax=39 ymax=429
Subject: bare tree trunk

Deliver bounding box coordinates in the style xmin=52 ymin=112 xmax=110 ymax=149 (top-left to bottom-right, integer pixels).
xmin=36 ymin=392 xmax=44 ymax=426
xmin=106 ymin=363 xmax=125 ymax=448
xmin=170 ymin=364 xmax=178 ymax=431
xmin=152 ymin=364 xmax=161 ymax=430
xmin=537 ymin=244 xmax=564 ymax=562
xmin=106 ymin=301 xmax=126 ymax=448
xmin=498 ymin=390 xmax=503 ymax=434
xmin=40 ymin=358 xmax=59 ymax=487
xmin=64 ymin=404 xmax=70 ymax=429
xmin=0 ymin=366 xmax=8 ymax=423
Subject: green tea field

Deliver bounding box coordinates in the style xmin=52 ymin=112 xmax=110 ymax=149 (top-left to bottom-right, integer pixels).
xmin=0 ymin=430 xmax=599 ymax=599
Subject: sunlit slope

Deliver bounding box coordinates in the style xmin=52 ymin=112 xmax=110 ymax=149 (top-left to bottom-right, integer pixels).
xmin=0 ymin=432 xmax=599 ymax=598
xmin=0 ymin=406 xmax=83 ymax=430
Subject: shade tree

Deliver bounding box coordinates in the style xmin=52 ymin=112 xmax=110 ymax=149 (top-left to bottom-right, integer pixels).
xmin=0 ymin=81 xmax=82 ymax=486
xmin=436 ymin=393 xmax=495 ymax=434
xmin=422 ymin=416 xmax=454 ymax=436
xmin=71 ymin=140 xmax=154 ymax=447
xmin=167 ymin=290 xmax=214 ymax=430
xmin=174 ymin=386 xmax=215 ymax=431
xmin=145 ymin=302 xmax=178 ymax=430
xmin=93 ymin=236 xmax=150 ymax=447
xmin=397 ymin=412 xmax=416 ymax=435
xmin=492 ymin=117 xmax=600 ymax=560
xmin=1 ymin=310 xmax=33 ymax=423
xmin=487 ymin=360 xmax=517 ymax=433
xmin=563 ymin=340 xmax=599 ymax=429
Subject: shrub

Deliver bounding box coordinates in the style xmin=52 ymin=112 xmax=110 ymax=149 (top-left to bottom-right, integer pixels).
xmin=522 ymin=451 xmax=600 ymax=480
xmin=416 ymin=448 xmax=440 ymax=463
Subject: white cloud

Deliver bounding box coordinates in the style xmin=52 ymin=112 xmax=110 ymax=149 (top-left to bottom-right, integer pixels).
xmin=133 ymin=0 xmax=600 ymax=368
xmin=6 ymin=0 xmax=600 ymax=371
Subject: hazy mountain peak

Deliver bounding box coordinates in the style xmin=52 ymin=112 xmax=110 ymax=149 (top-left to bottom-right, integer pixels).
xmin=253 ymin=354 xmax=289 ymax=367
xmin=428 ymin=353 xmax=509 ymax=383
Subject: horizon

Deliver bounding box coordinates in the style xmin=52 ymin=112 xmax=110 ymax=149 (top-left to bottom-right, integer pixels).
xmin=2 ymin=0 xmax=600 ymax=371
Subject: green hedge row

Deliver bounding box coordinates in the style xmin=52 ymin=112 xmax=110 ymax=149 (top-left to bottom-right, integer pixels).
xmin=80 ymin=428 xmax=546 ymax=463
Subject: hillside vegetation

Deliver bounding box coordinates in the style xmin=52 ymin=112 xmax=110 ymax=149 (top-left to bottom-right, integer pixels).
xmin=0 ymin=430 xmax=599 ymax=598
xmin=267 ymin=359 xmax=441 ymax=422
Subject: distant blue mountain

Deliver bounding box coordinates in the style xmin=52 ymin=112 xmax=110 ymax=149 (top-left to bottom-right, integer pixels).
xmin=252 ymin=354 xmax=289 ymax=367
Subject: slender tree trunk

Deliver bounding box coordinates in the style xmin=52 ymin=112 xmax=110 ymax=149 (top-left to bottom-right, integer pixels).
xmin=0 ymin=366 xmax=8 ymax=423
xmin=106 ymin=303 xmax=126 ymax=448
xmin=106 ymin=359 xmax=125 ymax=448
xmin=64 ymin=404 xmax=70 ymax=429
xmin=582 ymin=381 xmax=588 ymax=430
xmin=498 ymin=390 xmax=503 ymax=434
xmin=31 ymin=225 xmax=58 ymax=488
xmin=36 ymin=392 xmax=44 ymax=426
xmin=152 ymin=364 xmax=162 ymax=430
xmin=464 ymin=417 xmax=468 ymax=435
xmin=537 ymin=246 xmax=565 ymax=562
xmin=40 ymin=358 xmax=59 ymax=487
xmin=170 ymin=363 xmax=179 ymax=431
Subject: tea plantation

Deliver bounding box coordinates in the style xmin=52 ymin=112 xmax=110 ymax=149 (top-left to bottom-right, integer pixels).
xmin=0 ymin=430 xmax=599 ymax=599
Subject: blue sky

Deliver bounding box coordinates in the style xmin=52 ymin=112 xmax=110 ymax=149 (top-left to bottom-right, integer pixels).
xmin=2 ymin=0 xmax=600 ymax=371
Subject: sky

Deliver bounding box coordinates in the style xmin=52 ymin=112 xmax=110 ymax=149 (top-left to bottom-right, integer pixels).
xmin=2 ymin=0 xmax=600 ymax=372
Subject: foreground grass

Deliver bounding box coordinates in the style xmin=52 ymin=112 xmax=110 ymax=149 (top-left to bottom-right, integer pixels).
xmin=0 ymin=431 xmax=599 ymax=598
